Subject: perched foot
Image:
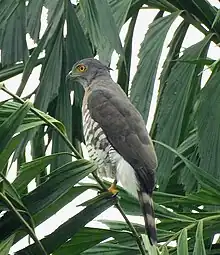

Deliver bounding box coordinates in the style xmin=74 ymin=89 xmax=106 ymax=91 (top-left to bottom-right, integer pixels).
xmin=108 ymin=182 xmax=119 ymax=195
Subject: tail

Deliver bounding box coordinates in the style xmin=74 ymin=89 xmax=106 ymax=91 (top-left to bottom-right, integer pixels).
xmin=138 ymin=191 xmax=157 ymax=245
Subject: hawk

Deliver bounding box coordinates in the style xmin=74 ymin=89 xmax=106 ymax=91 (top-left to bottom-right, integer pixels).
xmin=69 ymin=58 xmax=158 ymax=245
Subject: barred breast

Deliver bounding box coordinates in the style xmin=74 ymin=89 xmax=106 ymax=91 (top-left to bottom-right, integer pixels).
xmin=82 ymin=102 xmax=117 ymax=179
xmin=82 ymin=94 xmax=139 ymax=199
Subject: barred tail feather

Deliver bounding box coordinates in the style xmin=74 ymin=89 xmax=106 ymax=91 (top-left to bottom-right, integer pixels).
xmin=138 ymin=191 xmax=157 ymax=245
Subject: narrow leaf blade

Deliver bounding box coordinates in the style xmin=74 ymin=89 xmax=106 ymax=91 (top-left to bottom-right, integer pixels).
xmin=131 ymin=11 xmax=180 ymax=122
xmin=0 ymin=101 xmax=31 ymax=153
xmin=193 ymin=221 xmax=206 ymax=255
xmin=177 ymin=229 xmax=188 ymax=255
xmin=16 ymin=194 xmax=117 ymax=255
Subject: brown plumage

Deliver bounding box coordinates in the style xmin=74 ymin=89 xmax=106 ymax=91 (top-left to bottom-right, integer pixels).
xmin=69 ymin=58 xmax=158 ymax=245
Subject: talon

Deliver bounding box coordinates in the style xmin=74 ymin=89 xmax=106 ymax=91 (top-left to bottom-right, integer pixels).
xmin=108 ymin=182 xmax=118 ymax=195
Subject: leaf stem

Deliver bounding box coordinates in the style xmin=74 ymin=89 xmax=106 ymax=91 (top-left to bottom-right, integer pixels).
xmin=0 ymin=193 xmax=47 ymax=255
xmin=1 ymin=85 xmax=82 ymax=159
xmin=162 ymin=214 xmax=220 ymax=250
xmin=202 ymin=214 xmax=220 ymax=222
xmin=163 ymin=222 xmax=197 ymax=247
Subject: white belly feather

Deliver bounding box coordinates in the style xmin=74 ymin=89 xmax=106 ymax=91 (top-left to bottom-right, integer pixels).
xmin=110 ymin=150 xmax=138 ymax=199
xmin=83 ymin=105 xmax=138 ymax=198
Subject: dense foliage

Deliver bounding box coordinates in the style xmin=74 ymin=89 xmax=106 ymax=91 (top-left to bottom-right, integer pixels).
xmin=0 ymin=0 xmax=220 ymax=254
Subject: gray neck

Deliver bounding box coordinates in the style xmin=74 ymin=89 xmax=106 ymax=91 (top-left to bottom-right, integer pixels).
xmin=88 ymin=70 xmax=111 ymax=87
xmin=78 ymin=70 xmax=112 ymax=89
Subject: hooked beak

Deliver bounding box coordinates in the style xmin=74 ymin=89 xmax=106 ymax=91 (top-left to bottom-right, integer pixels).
xmin=66 ymin=70 xmax=73 ymax=80
xmin=66 ymin=71 xmax=72 ymax=82
xmin=66 ymin=70 xmax=79 ymax=82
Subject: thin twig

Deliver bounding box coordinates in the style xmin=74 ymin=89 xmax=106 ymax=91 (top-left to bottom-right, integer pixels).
xmin=21 ymin=88 xmax=37 ymax=101
xmin=115 ymin=203 xmax=147 ymax=255
xmin=1 ymin=84 xmax=147 ymax=255
xmin=92 ymin=173 xmax=147 ymax=255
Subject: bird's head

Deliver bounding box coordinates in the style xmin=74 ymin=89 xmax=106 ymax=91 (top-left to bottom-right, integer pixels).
xmin=67 ymin=58 xmax=111 ymax=88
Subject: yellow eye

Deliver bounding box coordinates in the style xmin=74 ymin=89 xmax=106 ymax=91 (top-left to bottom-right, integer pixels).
xmin=76 ymin=64 xmax=87 ymax=73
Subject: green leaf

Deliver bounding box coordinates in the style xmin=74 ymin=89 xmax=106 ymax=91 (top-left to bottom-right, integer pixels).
xmin=0 ymin=1 xmax=28 ymax=66
xmin=53 ymin=227 xmax=133 ymax=255
xmin=177 ymin=229 xmax=188 ymax=255
xmin=153 ymin=191 xmax=184 ymax=206
xmin=193 ymin=221 xmax=206 ymax=255
xmin=130 ymin=11 xmax=181 ymax=122
xmin=100 ymin=219 xmax=144 ymax=233
xmin=177 ymin=130 xmax=197 ymax=155
xmin=44 ymin=0 xmax=61 ymax=25
xmin=0 ymin=178 xmax=46 ymax=255
xmin=147 ymin=0 xmax=178 ymax=12
xmin=0 ymin=133 xmax=24 ymax=174
xmin=93 ymin=0 xmax=123 ymax=57
xmin=155 ymin=140 xmax=220 ymax=194
xmin=155 ymin=202 xmax=195 ymax=223
xmin=14 ymin=186 xmax=90 ymax=244
xmin=0 ymin=174 xmax=26 ymax=213
xmin=0 ymin=101 xmax=64 ymax=133
xmin=16 ymin=193 xmax=117 ymax=255
xmin=117 ymin=10 xmax=138 ymax=94
xmin=156 ymin=20 xmax=189 ymax=112
xmin=82 ymin=243 xmax=139 ymax=255
xmin=212 ymin=9 xmax=220 ymax=28
xmin=23 ymin=160 xmax=96 ymax=215
xmin=80 ymin=0 xmax=123 ymax=63
xmin=66 ymin=1 xmax=93 ymax=66
xmin=31 ymin=126 xmax=47 ymax=185
xmin=0 ymin=160 xmax=96 ymax=241
xmin=178 ymin=144 xmax=199 ymax=193
xmin=97 ymin=232 xmax=136 ymax=249
xmin=179 ymin=0 xmax=216 ymax=31
xmin=26 ymin=0 xmax=44 ymax=43
xmin=13 ymin=152 xmax=71 ymax=194
xmin=0 ymin=191 xmax=46 ymax=255
xmin=0 ymin=101 xmax=31 ymax=153
xmin=154 ymin=34 xmax=212 ymax=191
xmin=0 ymin=59 xmax=42 ymax=82
xmin=17 ymin=0 xmax=64 ymax=96
xmin=33 ymin=186 xmax=89 ymax=227
xmin=7 ymin=99 xmax=65 ymax=169
xmin=0 ymin=234 xmax=15 ymax=255
xmin=151 ymin=20 xmax=189 ymax=138
xmin=51 ymin=83 xmax=72 ymax=170
xmin=34 ymin=20 xmax=64 ymax=112
xmin=108 ymin=0 xmax=133 ymax=31
xmin=175 ymin=58 xmax=215 ymax=66
xmin=0 ymin=1 xmax=19 ymax=26
xmin=126 ymin=0 xmax=146 ymax=21
xmin=142 ymin=234 xmax=158 ymax=255
xmin=65 ymin=0 xmax=93 ymax=152
xmin=161 ymin=246 xmax=169 ymax=255
xmin=197 ymin=71 xmax=220 ymax=179
xmin=98 ymin=219 xmax=174 ymax=244
xmin=174 ymin=189 xmax=220 ymax=207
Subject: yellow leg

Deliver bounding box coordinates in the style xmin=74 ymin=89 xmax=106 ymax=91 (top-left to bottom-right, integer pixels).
xmin=108 ymin=180 xmax=118 ymax=195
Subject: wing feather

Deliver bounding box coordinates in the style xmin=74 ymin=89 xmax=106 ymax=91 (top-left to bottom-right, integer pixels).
xmin=87 ymin=83 xmax=157 ymax=192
